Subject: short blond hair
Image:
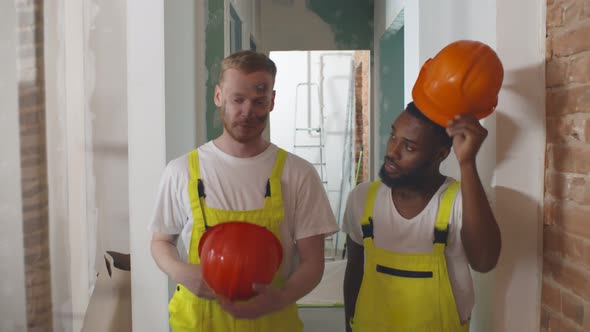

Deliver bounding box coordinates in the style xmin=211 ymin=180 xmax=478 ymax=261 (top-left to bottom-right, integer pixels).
xmin=219 ymin=50 xmax=277 ymax=83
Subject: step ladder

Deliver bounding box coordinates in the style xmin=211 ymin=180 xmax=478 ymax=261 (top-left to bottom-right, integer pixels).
xmin=293 ymin=82 xmax=327 ymax=188
xmin=292 ymin=82 xmax=334 ymax=261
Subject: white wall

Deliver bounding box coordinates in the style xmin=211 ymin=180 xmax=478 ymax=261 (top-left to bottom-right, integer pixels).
xmin=401 ymin=1 xmax=545 ymax=331
xmin=270 ymin=51 xmax=356 ymax=252
xmin=45 ymin=1 xmax=92 ymax=330
xmin=127 ymin=0 xmax=169 ymax=330
xmin=86 ymin=0 xmax=130 ymax=286
xmin=44 ymin=1 xmax=75 ymax=330
xmin=163 ymin=0 xmax=208 ymax=305
xmin=0 ymin=1 xmax=28 ymax=330
xmin=45 ymin=2 xmax=131 ymax=330
xmin=404 ymin=0 xmax=419 ymax=106
xmin=164 ymin=0 xmax=206 ymax=161
xmin=44 ymin=1 xmax=203 ymax=330
xmin=493 ymin=1 xmax=545 ymax=331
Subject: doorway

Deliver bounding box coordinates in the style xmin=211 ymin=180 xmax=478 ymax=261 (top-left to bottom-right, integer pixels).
xmin=269 ymin=50 xmax=371 ymax=308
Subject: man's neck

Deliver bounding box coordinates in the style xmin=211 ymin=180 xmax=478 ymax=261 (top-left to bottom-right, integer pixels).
xmin=213 ymin=134 xmax=270 ymax=158
xmin=390 ymin=174 xmax=446 ymax=200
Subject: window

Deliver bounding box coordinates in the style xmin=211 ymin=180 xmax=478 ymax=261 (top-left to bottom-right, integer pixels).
xmin=229 ymin=5 xmax=242 ymax=53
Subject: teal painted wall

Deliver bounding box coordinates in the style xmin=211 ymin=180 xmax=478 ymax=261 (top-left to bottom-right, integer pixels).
xmin=205 ymin=0 xmax=225 ymax=140
xmin=378 ymin=26 xmax=404 ymax=163
xmin=307 ymin=0 xmax=374 ymax=50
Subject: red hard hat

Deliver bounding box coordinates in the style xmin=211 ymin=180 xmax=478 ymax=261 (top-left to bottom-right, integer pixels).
xmin=412 ymin=40 xmax=504 ymax=127
xmin=198 ymin=221 xmax=283 ymax=301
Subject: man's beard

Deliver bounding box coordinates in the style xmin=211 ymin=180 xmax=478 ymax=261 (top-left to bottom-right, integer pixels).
xmin=221 ymin=103 xmax=268 ymax=143
xmin=378 ymin=158 xmax=431 ymax=189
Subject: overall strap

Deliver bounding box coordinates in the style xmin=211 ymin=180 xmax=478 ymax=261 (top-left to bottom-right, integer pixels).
xmin=433 ymin=181 xmax=460 ymax=254
xmin=360 ymin=181 xmax=382 ymax=245
xmin=267 ymin=149 xmax=287 ymax=201
xmin=263 ymin=148 xmax=287 ymax=222
xmin=187 ymin=149 xmax=208 ymax=263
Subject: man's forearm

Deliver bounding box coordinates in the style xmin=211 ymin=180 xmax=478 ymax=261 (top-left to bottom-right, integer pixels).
xmin=343 ymin=237 xmax=364 ymax=332
xmin=343 ymin=264 xmax=363 ymax=332
xmin=151 ymin=237 xmax=188 ymax=284
xmin=151 ymin=233 xmax=216 ymax=299
xmin=277 ymin=235 xmax=325 ymax=308
xmin=460 ymin=162 xmax=501 ymax=272
xmin=279 ymin=252 xmax=324 ymax=307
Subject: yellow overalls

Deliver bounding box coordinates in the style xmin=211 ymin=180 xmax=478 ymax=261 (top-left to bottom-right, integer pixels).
xmin=351 ymin=180 xmax=469 ymax=332
xmin=168 ymin=148 xmax=303 ymax=332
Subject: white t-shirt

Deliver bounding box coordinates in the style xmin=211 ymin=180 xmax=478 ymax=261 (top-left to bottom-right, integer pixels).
xmin=341 ymin=178 xmax=474 ymax=323
xmin=149 ymin=142 xmax=339 ymax=278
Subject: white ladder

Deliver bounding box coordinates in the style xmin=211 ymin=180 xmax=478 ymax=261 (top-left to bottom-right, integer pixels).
xmin=292 ymin=82 xmax=334 ymax=260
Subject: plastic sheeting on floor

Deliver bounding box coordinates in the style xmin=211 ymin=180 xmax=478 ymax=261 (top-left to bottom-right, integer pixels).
xmin=298 ymin=259 xmax=347 ymax=306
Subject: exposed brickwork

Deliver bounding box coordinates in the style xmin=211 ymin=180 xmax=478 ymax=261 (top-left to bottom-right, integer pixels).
xmin=353 ymin=51 xmax=370 ymax=184
xmin=543 ymin=0 xmax=590 ymax=330
xmin=15 ymin=0 xmax=53 ymax=330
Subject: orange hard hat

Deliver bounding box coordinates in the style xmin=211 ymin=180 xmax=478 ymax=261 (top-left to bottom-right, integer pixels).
xmin=412 ymin=40 xmax=504 ymax=127
xmin=198 ymin=221 xmax=283 ymax=301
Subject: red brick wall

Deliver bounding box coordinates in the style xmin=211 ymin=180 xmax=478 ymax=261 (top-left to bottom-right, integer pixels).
xmin=353 ymin=51 xmax=370 ymax=184
xmin=542 ymin=0 xmax=590 ymax=331
xmin=16 ymin=0 xmax=53 ymax=330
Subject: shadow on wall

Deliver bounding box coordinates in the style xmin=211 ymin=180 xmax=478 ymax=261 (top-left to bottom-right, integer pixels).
xmin=500 ymin=63 xmax=545 ymax=128
xmin=492 ymin=186 xmax=543 ymax=332
xmin=493 ymin=112 xmax=520 ymax=169
xmin=489 ymin=61 xmax=545 ymax=331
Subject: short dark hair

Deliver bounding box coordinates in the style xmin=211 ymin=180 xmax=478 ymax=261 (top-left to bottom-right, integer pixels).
xmin=219 ymin=50 xmax=277 ymax=83
xmin=406 ymin=102 xmax=452 ymax=148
